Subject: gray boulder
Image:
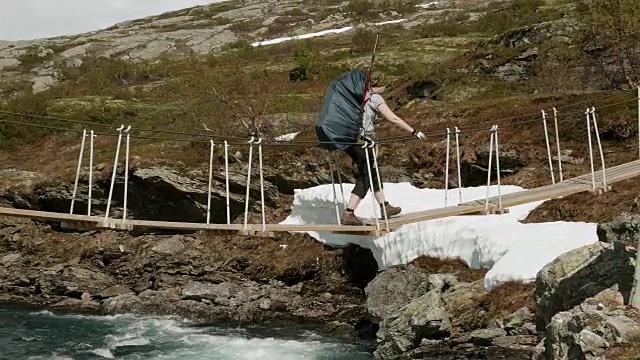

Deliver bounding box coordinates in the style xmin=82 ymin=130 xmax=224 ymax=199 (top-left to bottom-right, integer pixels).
xmin=364 ymin=264 xmax=432 ymax=324
xmin=544 ymin=301 xmax=640 ymax=360
xmin=597 ymin=213 xmax=640 ymax=247
xmin=374 ymin=289 xmax=453 ymax=359
xmin=534 ymin=241 xmax=635 ymax=336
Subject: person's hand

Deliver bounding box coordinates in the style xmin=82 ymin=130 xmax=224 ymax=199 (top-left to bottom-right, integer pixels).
xmin=412 ymin=129 xmax=425 ymax=139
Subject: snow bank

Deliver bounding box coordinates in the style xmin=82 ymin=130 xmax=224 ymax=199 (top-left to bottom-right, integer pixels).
xmin=251 ymin=19 xmax=407 ymax=47
xmin=274 ymin=132 xmax=300 ymax=141
xmin=279 ymin=182 xmax=598 ymax=290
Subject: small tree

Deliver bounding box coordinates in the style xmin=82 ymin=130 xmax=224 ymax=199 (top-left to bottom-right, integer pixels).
xmin=289 ymin=42 xmax=320 ymax=82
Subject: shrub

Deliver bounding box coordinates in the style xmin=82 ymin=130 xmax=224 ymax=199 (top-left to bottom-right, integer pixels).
xmin=289 ymin=43 xmax=320 ymax=82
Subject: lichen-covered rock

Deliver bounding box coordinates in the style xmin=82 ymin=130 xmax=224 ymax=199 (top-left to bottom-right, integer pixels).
xmin=364 ymin=264 xmax=432 ymax=324
xmin=534 ymin=241 xmax=635 ymax=336
xmin=374 ymin=289 xmax=453 ymax=359
xmin=544 ymin=301 xmax=640 ymax=360
xmin=596 ymin=213 xmax=640 ymax=247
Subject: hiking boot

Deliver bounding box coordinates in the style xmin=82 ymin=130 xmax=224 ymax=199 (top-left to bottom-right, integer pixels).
xmin=380 ymin=202 xmax=401 ymax=218
xmin=341 ymin=210 xmax=363 ymax=226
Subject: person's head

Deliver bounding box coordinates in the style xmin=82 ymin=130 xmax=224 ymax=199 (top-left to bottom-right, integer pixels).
xmin=369 ymin=71 xmax=388 ymax=93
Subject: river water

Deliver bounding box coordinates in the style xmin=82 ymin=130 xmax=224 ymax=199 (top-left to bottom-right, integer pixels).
xmin=0 ymin=306 xmax=375 ymax=359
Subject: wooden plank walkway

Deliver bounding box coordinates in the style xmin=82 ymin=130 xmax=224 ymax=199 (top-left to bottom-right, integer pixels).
xmin=369 ymin=159 xmax=640 ymax=228
xmin=0 ymin=160 xmax=639 ymax=236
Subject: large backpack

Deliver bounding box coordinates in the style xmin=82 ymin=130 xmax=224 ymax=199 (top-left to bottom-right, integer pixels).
xmin=315 ymin=69 xmax=368 ymax=151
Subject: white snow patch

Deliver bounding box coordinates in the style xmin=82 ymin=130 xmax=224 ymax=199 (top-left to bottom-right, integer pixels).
xmin=417 ymin=1 xmax=440 ymax=8
xmin=279 ymin=182 xmax=598 ymax=290
xmin=251 ymin=19 xmax=407 ymax=47
xmin=374 ymin=19 xmax=407 ymax=26
xmin=251 ymin=26 xmax=353 ymax=47
xmin=275 ymin=132 xmax=301 ymax=141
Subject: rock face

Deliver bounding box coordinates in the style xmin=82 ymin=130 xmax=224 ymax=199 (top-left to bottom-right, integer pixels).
xmin=10 ymin=165 xmax=279 ymax=225
xmin=364 ymin=264 xmax=432 ymax=324
xmin=534 ymin=241 xmax=635 ymax=336
xmin=370 ymin=270 xmax=537 ymax=359
xmin=597 ymin=213 xmax=640 ymax=247
xmin=543 ymin=300 xmax=640 ymax=360
xmin=461 ymin=143 xmax=528 ymax=186
xmin=374 ymin=282 xmax=453 ymax=359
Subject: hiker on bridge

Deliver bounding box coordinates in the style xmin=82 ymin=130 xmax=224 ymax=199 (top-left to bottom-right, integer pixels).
xmin=316 ymin=69 xmax=426 ymax=226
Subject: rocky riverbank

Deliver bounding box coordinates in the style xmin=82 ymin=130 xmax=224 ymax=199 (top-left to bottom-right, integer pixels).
xmin=3 ymin=162 xmax=640 ymax=359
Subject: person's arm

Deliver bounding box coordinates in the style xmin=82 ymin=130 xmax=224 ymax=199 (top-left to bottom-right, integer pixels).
xmin=377 ymin=103 xmax=425 ymax=138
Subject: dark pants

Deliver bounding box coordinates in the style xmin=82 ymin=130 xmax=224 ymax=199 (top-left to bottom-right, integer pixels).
xmin=345 ymin=144 xmax=382 ymax=199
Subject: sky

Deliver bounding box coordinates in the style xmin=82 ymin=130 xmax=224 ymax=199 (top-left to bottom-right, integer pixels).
xmin=0 ymin=0 xmax=226 ymax=41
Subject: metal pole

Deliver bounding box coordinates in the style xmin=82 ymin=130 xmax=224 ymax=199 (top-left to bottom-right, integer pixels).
xmin=445 ymin=128 xmax=450 ymax=207
xmin=542 ymin=110 xmax=555 ymax=184
xmin=88 ymin=130 xmax=95 ymax=216
xmin=224 ymin=141 xmax=231 ymax=225
xmin=494 ymin=125 xmax=503 ymax=210
xmin=328 ymin=154 xmax=342 ymax=225
xmin=484 ymin=126 xmax=495 ymax=212
xmin=243 ymin=137 xmax=254 ymax=231
xmin=637 ymin=86 xmax=640 ymax=159
xmin=455 ymin=126 xmax=462 ymax=204
xmin=363 ymin=141 xmax=380 ymax=232
xmin=105 ymin=125 xmax=125 ymax=222
xmin=334 ymin=157 xmax=346 ymax=206
xmin=121 ymin=126 xmax=131 ymax=224
xmin=371 ymin=144 xmax=390 ymax=231
xmin=591 ymin=107 xmax=607 ymax=189
xmin=70 ymin=129 xmax=87 ymax=214
xmin=586 ymin=108 xmax=596 ymax=190
xmin=207 ymin=140 xmax=214 ymax=225
xmin=257 ymin=138 xmax=266 ymax=233
xmin=552 ymin=107 xmax=564 ymax=182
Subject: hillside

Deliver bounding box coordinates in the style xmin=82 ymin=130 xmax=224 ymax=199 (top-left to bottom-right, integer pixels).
xmin=0 ymin=0 xmax=638 ymax=224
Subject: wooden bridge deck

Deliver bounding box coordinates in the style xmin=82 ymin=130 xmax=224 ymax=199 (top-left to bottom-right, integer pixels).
xmin=369 ymin=159 xmax=640 ymax=227
xmin=0 ymin=160 xmax=639 ymax=236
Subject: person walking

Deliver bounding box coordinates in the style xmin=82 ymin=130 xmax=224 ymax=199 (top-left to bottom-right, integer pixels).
xmin=340 ymin=72 xmax=426 ymax=225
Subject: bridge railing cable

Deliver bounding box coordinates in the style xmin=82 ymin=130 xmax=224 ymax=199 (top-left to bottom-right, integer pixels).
xmin=0 ymin=86 xmax=638 ymax=231
xmin=0 ymin=88 xmax=636 ymax=150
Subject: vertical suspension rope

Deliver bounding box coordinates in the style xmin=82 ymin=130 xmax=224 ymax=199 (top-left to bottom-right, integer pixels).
xmin=444 ymin=128 xmax=451 ymax=207
xmin=207 ymin=140 xmax=215 ymax=225
xmin=363 ymin=140 xmax=381 ymax=232
xmin=591 ymin=107 xmax=607 ymax=189
xmin=541 ymin=110 xmax=555 ymax=184
xmin=637 ymin=86 xmax=640 ymax=159
xmin=327 ymin=154 xmax=342 ymax=225
xmin=484 ymin=126 xmax=496 ymax=212
xmin=552 ymin=107 xmax=564 ymax=182
xmin=586 ymin=108 xmax=596 ymax=189
xmin=224 ymin=141 xmax=231 ymax=225
xmin=70 ymin=129 xmax=87 ymax=215
xmin=105 ymin=125 xmax=125 ymax=222
xmin=122 ymin=126 xmax=131 ymax=225
xmin=88 ymin=130 xmax=95 ymax=216
xmin=371 ymin=143 xmax=390 ymax=232
xmin=455 ymin=126 xmax=462 ymax=204
xmin=494 ymin=125 xmax=503 ymax=210
xmin=334 ymin=155 xmax=346 ymax=206
xmin=257 ymin=138 xmax=267 ymax=233
xmin=243 ymin=137 xmax=255 ymax=231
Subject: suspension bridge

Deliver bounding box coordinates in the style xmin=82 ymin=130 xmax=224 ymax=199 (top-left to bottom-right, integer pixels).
xmin=0 ymin=90 xmax=638 ymax=237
